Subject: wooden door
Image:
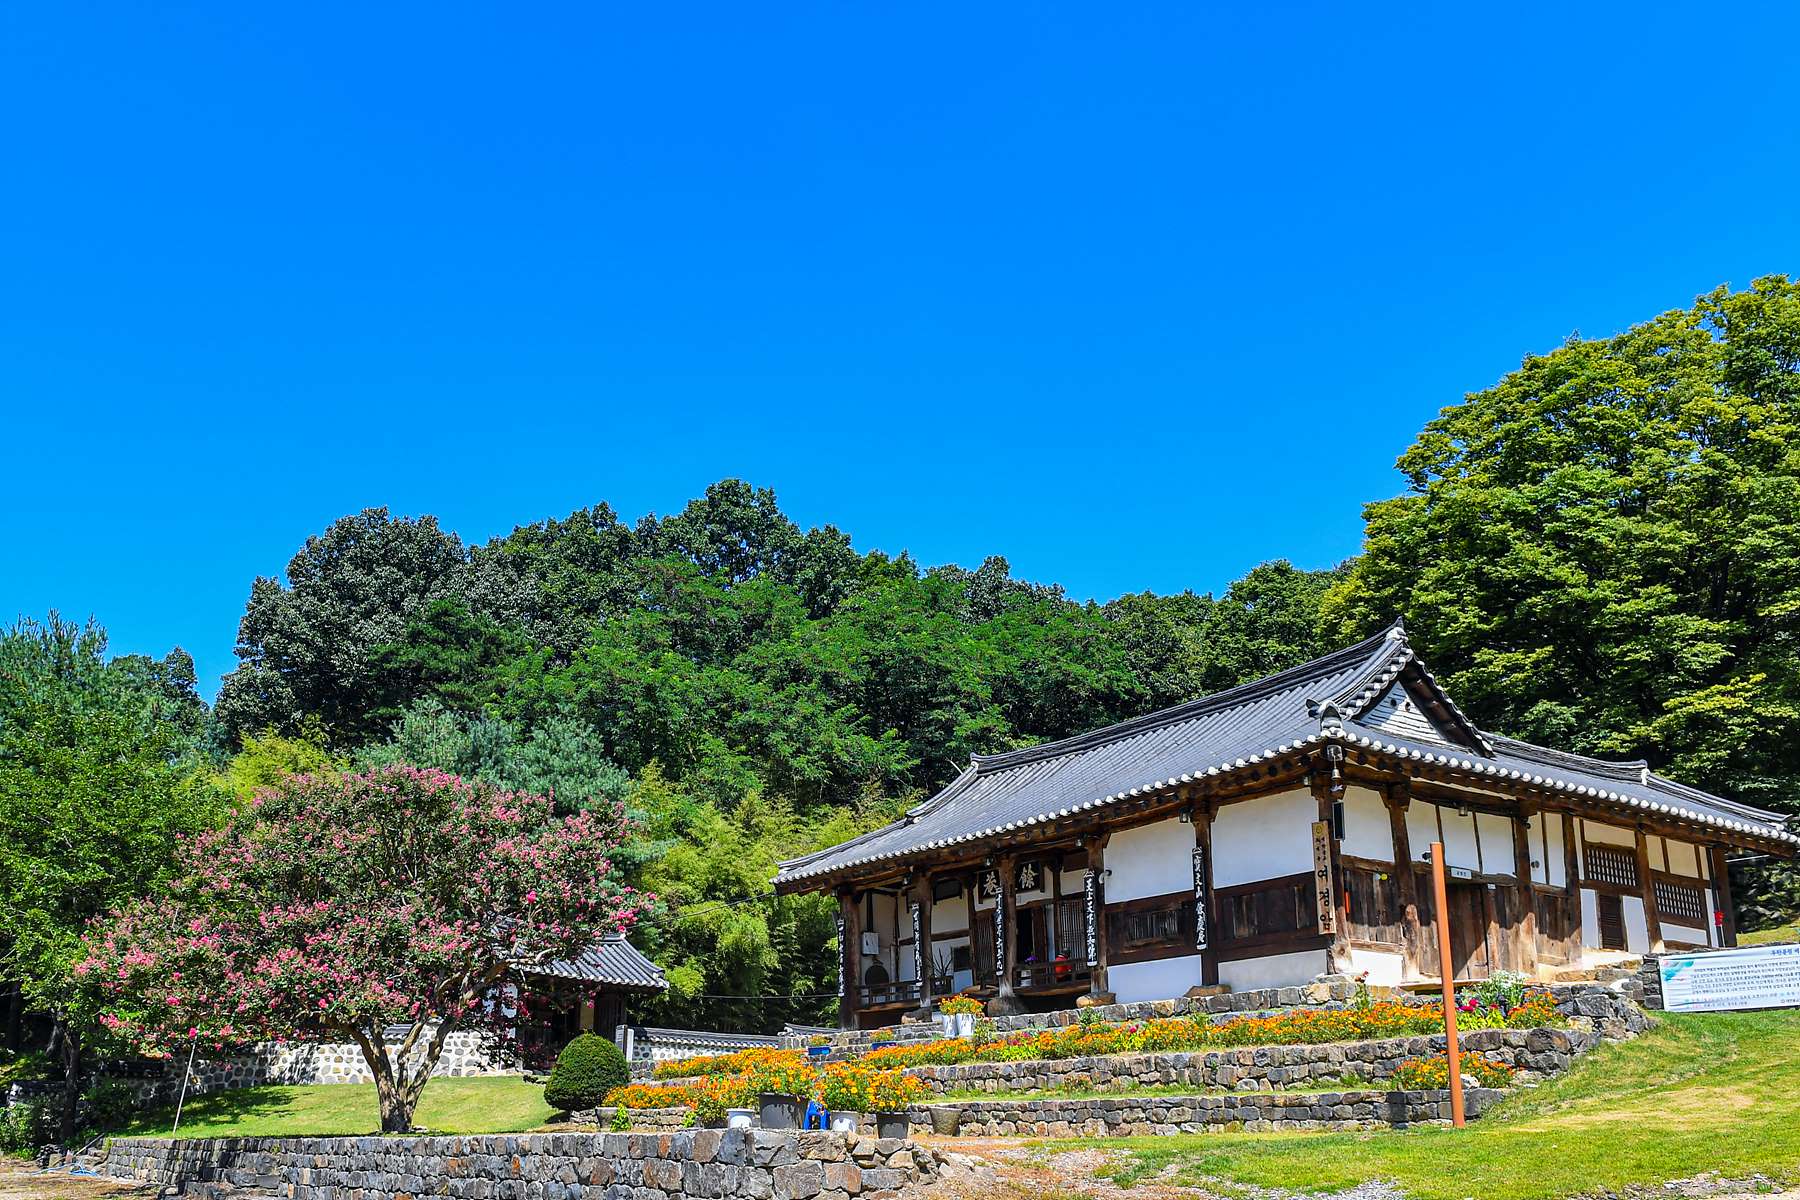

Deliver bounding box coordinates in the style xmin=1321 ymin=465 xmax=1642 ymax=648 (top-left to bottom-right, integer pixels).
xmin=1596 ymin=893 xmax=1627 ymax=951
xmin=1446 ymin=883 xmax=1493 ymax=980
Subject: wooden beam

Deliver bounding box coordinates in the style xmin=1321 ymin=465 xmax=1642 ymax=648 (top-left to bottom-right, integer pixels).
xmin=1563 ymin=813 xmax=1580 ymax=897
xmin=1513 ymin=816 xmax=1539 ymax=973
xmin=1087 ymin=834 xmax=1111 ymax=1001
xmin=911 ymin=874 xmax=936 ymax=1010
xmin=1710 ymin=845 xmax=1738 ymax=947
xmin=1309 ymin=766 xmax=1351 ymax=974
xmin=837 ymin=890 xmax=860 ymax=1030
xmin=1193 ymin=801 xmax=1218 ymax=987
xmin=992 ymin=855 xmax=1023 ymax=1015
xmin=1634 ymin=827 xmax=1666 ymax=955
xmin=1385 ymin=781 xmax=1424 ymax=980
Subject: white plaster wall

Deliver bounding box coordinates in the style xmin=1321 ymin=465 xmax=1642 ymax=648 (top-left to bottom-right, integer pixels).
xmin=1058 ymin=866 xmax=1088 ymax=896
xmin=1341 ymin=787 xmax=1393 ymax=862
xmin=1543 ymin=814 xmax=1567 ymax=888
xmin=1580 ymin=888 xmax=1598 ymax=947
xmin=1582 ymin=820 xmax=1634 ymax=848
xmin=934 ymin=893 xmax=969 ymax=933
xmin=869 ymin=892 xmax=899 ymax=977
xmin=1348 ymin=947 xmax=1406 ymax=987
xmin=1439 ymin=808 xmax=1481 ymax=873
xmin=1217 ymin=948 xmax=1326 ymax=992
xmin=1108 ymin=815 xmax=1196 ymax=902
xmin=1663 ymin=839 xmax=1703 ymax=878
xmin=1108 ymin=954 xmax=1204 ymax=1004
xmin=929 ymin=933 xmax=973 ymax=993
xmin=1663 ymin=924 xmax=1709 ymax=946
xmin=1212 ymin=790 xmax=1313 ymax=888
xmin=1624 ymin=895 xmax=1649 ymax=954
xmin=1403 ymin=803 xmax=1440 ymax=866
xmin=1475 ymin=813 xmax=1515 ymax=877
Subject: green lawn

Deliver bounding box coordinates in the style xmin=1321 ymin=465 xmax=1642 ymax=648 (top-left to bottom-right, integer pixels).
xmin=111 ymin=1075 xmax=556 ymax=1139
xmin=1073 ymin=1009 xmax=1800 ymax=1200
xmin=1740 ymin=922 xmax=1799 ymax=946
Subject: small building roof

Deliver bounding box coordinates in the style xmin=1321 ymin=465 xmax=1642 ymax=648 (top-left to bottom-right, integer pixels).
xmin=774 ymin=622 xmax=1796 ymax=890
xmin=516 ymin=933 xmax=668 ymax=993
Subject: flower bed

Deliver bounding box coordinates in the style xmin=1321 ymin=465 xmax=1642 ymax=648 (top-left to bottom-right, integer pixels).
xmin=1389 ymin=1053 xmax=1517 ymax=1090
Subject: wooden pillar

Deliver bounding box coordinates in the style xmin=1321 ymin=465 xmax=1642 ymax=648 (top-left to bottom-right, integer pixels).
xmin=1710 ymin=846 xmax=1738 ymax=947
xmin=1085 ymin=835 xmax=1112 ymax=1002
xmin=1634 ymin=827 xmax=1666 ymax=955
xmin=1386 ymin=782 xmax=1423 ymax=980
xmin=1193 ymin=801 xmax=1219 ymax=987
xmin=992 ymin=855 xmax=1023 ymax=1015
xmin=911 ymin=874 xmax=936 ymax=1010
xmin=1563 ymin=814 xmax=1580 ymax=896
xmin=1310 ymin=766 xmax=1350 ymax=975
xmin=1513 ymin=814 xmax=1539 ymax=974
xmin=837 ymin=890 xmax=861 ymax=1029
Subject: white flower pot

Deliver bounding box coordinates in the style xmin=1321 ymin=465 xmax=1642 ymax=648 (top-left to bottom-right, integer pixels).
xmin=726 ymin=1108 xmax=754 ymax=1129
xmin=953 ymin=1012 xmax=976 ymax=1039
xmin=828 ymin=1110 xmax=863 ymax=1133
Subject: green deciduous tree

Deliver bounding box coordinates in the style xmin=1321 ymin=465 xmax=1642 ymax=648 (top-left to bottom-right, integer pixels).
xmin=1324 ymin=275 xmax=1800 ymax=922
xmin=0 ymin=616 xmax=225 ymax=1137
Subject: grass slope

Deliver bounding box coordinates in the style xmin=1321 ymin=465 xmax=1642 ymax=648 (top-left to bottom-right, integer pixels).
xmin=1739 ymin=922 xmax=1799 ymax=946
xmin=1082 ymin=1009 xmax=1800 ymax=1200
xmin=111 ymin=1075 xmax=555 ymax=1140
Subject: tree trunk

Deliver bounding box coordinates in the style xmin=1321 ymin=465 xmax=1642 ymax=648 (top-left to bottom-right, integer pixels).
xmin=351 ymin=1019 xmax=456 ymax=1135
xmin=57 ymin=1022 xmax=82 ymax=1145
xmin=375 ymin=1073 xmax=416 ymax=1134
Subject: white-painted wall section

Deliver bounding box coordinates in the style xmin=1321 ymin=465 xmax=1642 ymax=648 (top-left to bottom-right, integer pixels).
xmin=1348 ymin=947 xmax=1406 ymax=988
xmin=1439 ymin=807 xmax=1480 ymax=873
xmin=1475 ymin=813 xmax=1515 ymax=876
xmin=1217 ymin=949 xmax=1325 ymax=992
xmin=1212 ymin=790 xmax=1314 ymax=888
xmin=1340 ymin=787 xmax=1392 ymax=862
xmin=1109 ymin=954 xmax=1204 ymax=1004
xmin=1542 ymin=814 xmax=1568 ymax=888
xmin=1106 ymin=816 xmax=1195 ymax=902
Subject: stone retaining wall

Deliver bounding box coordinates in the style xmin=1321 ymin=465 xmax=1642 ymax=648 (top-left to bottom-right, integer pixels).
xmin=921 ymin=1086 xmax=1505 ymax=1137
xmin=900 ymin=1026 xmax=1600 ymax=1096
xmin=99 ymin=1130 xmax=956 ymax=1200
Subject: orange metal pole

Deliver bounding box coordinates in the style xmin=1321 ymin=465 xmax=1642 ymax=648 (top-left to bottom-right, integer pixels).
xmin=1430 ymin=841 xmax=1466 ymax=1127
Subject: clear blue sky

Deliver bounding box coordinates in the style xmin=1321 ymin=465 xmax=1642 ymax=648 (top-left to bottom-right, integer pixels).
xmin=4 ymin=3 xmax=1798 ymax=701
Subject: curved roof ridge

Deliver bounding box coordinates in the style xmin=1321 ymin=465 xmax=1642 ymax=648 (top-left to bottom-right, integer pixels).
xmin=966 ymin=621 xmax=1403 ymax=774
xmin=1487 ymin=733 xmax=1650 ymax=779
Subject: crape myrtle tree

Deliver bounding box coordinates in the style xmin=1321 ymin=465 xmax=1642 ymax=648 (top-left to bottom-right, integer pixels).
xmin=78 ymin=765 xmax=646 ymax=1133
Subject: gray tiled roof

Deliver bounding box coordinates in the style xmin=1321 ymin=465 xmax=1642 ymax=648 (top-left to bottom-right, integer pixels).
xmin=774 ymin=623 xmax=1795 ymax=889
xmin=517 ymin=933 xmax=668 ymax=992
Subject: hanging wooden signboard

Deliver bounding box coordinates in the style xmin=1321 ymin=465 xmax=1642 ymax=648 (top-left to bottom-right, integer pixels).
xmin=909 ymin=901 xmax=924 ymax=991
xmin=1083 ymin=869 xmax=1101 ymax=968
xmin=835 ymin=914 xmax=847 ymax=998
xmin=1192 ymin=846 xmax=1210 ymax=950
xmin=1312 ymin=820 xmax=1337 ymax=935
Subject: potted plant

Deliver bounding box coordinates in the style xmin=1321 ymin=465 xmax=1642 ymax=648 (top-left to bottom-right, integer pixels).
xmin=805 ymin=1034 xmax=833 ymax=1060
xmin=818 ymin=1064 xmax=873 ymax=1134
xmin=752 ymin=1057 xmax=817 ymax=1131
xmin=867 ymin=1070 xmax=925 ymax=1140
xmin=692 ymin=1075 xmax=755 ymax=1130
xmin=869 ymin=1027 xmax=897 ymax=1047
xmin=938 ymin=994 xmax=982 ymax=1039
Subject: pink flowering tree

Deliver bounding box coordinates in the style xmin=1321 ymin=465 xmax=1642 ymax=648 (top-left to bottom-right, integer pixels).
xmin=77 ymin=764 xmax=647 ymax=1132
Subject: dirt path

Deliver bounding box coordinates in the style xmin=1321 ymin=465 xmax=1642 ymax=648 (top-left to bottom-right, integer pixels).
xmin=0 ymin=1161 xmax=153 ymax=1200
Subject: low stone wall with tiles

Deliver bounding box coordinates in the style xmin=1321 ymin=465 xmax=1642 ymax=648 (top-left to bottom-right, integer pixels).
xmin=916 ymin=1086 xmax=1505 ymax=1137
xmin=900 ymin=1026 xmax=1602 ymax=1096
xmin=99 ymin=1129 xmax=959 ymax=1200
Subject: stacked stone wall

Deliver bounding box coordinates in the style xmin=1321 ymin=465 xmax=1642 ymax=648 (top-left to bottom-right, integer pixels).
xmin=99 ymin=1129 xmax=956 ymax=1200
xmin=923 ymin=1086 xmax=1505 ymax=1136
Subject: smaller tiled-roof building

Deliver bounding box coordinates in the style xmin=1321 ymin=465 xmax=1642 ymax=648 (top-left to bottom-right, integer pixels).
xmin=775 ymin=623 xmax=1796 ymax=1028
xmin=512 ymin=934 xmax=667 ymax=1063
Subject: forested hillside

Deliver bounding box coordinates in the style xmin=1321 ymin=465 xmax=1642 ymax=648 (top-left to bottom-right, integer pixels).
xmin=7 ymin=275 xmax=1799 ymax=1038
xmin=206 ymin=484 xmax=1345 ymax=1030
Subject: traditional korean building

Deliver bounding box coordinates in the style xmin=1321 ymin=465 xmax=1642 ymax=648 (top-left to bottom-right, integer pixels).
xmin=773 ymin=623 xmax=1797 ymax=1027
xmin=512 ymin=933 xmax=668 ymax=1065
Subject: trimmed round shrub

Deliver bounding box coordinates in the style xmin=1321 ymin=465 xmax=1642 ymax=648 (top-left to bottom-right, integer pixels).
xmin=543 ymin=1033 xmax=630 ymax=1112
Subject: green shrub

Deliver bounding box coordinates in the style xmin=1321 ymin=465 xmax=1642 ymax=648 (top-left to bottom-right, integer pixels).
xmin=543 ymin=1034 xmax=630 ymax=1113
xmin=0 ymin=1099 xmax=49 ymax=1154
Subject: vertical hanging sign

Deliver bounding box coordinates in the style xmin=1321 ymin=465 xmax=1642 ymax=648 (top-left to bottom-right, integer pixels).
xmin=1192 ymin=846 xmax=1209 ymax=950
xmin=992 ymin=891 xmax=1006 ymax=981
xmin=835 ymin=914 xmax=847 ymax=998
xmin=1312 ymin=820 xmax=1338 ymax=934
xmin=909 ymin=901 xmax=924 ymax=992
xmin=1083 ymin=870 xmax=1101 ymax=968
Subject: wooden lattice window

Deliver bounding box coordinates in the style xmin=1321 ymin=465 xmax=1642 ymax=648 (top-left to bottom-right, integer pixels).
xmin=1584 ymin=843 xmax=1638 ymax=889
xmin=1654 ymin=878 xmax=1707 ymax=926
xmin=1215 ymin=873 xmax=1317 ymax=945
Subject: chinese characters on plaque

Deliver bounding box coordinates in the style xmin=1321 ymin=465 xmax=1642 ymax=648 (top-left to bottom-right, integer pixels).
xmin=1312 ymin=820 xmax=1337 ymax=935
xmin=1192 ymin=845 xmax=1209 ymax=950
